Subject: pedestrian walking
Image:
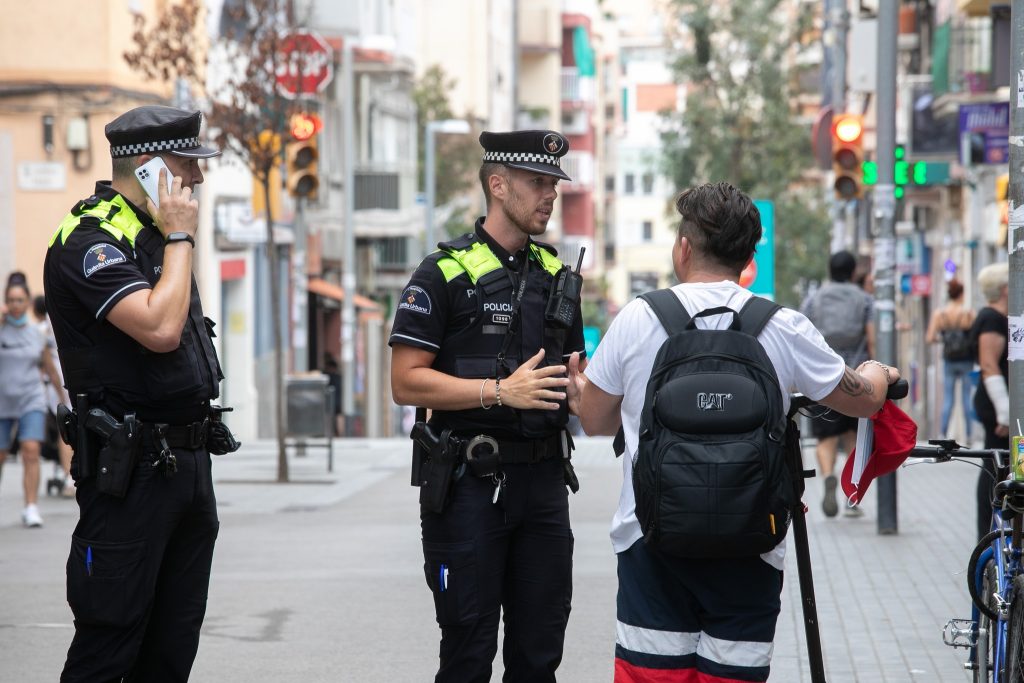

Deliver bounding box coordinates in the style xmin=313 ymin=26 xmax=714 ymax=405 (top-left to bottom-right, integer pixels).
xmin=969 ymin=262 xmax=1009 ymax=540
xmin=389 ymin=129 xmax=585 ymax=682
xmin=0 ymin=276 xmax=67 ymax=527
xmin=565 ymin=181 xmax=900 ymax=682
xmin=32 ymin=293 xmax=75 ymax=497
xmin=800 ymin=250 xmax=875 ymax=517
xmin=44 ymin=105 xmax=239 ymax=682
xmin=925 ymin=277 xmax=976 ymax=441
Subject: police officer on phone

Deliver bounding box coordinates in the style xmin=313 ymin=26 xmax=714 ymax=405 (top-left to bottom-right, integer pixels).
xmin=390 ymin=129 xmax=586 ymax=682
xmin=43 ymin=105 xmax=239 ymax=683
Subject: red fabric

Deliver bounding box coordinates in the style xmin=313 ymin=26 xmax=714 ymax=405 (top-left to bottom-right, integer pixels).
xmin=840 ymin=400 xmax=918 ymax=505
xmin=615 ymin=659 xmax=697 ymax=682
xmin=613 ymin=659 xmax=753 ymax=683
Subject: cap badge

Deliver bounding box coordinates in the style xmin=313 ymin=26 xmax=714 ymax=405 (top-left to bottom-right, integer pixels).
xmin=543 ymin=133 xmax=564 ymax=154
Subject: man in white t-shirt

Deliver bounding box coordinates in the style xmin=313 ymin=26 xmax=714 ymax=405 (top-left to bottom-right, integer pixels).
xmin=566 ymin=182 xmax=899 ymax=683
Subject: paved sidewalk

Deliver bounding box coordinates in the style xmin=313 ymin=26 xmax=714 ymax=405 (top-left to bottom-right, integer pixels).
xmin=0 ymin=436 xmax=978 ymax=681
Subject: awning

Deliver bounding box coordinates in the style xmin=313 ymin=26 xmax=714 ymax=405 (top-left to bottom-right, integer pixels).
xmin=307 ymin=277 xmax=381 ymax=311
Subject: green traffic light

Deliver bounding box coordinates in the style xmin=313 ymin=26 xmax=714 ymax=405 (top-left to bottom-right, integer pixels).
xmin=862 ymin=161 xmax=878 ymax=185
xmin=913 ymin=162 xmax=927 ymax=185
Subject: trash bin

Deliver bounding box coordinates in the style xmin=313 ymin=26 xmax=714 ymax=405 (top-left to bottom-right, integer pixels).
xmin=286 ymin=374 xmax=331 ymax=438
xmin=285 ymin=374 xmax=335 ymax=471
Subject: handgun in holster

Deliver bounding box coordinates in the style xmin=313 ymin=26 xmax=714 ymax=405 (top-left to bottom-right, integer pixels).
xmin=86 ymin=408 xmax=141 ymax=498
xmin=411 ymin=421 xmax=461 ymax=514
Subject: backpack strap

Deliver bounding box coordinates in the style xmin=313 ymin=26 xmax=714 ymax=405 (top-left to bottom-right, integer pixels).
xmin=638 ymin=288 xmax=691 ymax=336
xmin=738 ymin=295 xmax=782 ymax=337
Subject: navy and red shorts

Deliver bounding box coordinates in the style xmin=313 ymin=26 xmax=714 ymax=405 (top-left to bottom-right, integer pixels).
xmin=613 ymin=539 xmax=783 ymax=683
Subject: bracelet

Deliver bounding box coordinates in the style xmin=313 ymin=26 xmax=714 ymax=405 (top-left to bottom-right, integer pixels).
xmin=859 ymin=359 xmax=892 ymax=384
xmin=495 ymin=378 xmax=502 ymax=407
xmin=480 ymin=379 xmax=492 ymax=410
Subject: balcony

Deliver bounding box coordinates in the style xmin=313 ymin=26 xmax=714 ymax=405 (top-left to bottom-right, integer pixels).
xmin=519 ymin=5 xmax=559 ymax=53
xmin=561 ymin=67 xmax=596 ymax=106
xmin=948 ymin=18 xmax=992 ymax=95
xmin=352 ymin=161 xmax=416 ymax=213
xmin=560 ymin=151 xmax=594 ymax=192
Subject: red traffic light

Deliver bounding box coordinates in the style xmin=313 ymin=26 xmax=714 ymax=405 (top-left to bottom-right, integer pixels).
xmin=290 ymin=113 xmax=322 ymax=141
xmin=833 ymin=115 xmax=862 ymax=144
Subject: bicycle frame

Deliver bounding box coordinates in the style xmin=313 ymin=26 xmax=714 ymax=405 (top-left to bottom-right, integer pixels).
xmin=923 ymin=442 xmax=1018 ymax=682
xmin=969 ymin=510 xmax=1019 ymax=681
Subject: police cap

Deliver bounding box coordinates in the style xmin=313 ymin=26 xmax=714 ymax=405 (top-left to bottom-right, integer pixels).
xmin=105 ymin=105 xmax=221 ymax=159
xmin=479 ymin=129 xmax=571 ymax=181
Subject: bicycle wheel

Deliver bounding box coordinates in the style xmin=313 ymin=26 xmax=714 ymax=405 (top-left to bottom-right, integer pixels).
xmin=975 ymin=559 xmax=997 ymax=683
xmin=971 ymin=530 xmax=1005 ymax=622
xmin=1006 ymin=575 xmax=1024 ymax=683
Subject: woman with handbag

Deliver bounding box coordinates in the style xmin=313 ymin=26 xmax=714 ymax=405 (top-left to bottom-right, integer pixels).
xmin=926 ymin=277 xmax=976 ymax=441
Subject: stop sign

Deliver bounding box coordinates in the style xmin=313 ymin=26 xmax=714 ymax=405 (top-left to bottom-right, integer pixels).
xmin=276 ymin=31 xmax=334 ymax=99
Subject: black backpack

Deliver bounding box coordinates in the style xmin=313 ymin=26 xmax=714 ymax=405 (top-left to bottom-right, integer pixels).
xmin=632 ymin=289 xmax=797 ymax=559
xmin=940 ymin=311 xmax=974 ymax=361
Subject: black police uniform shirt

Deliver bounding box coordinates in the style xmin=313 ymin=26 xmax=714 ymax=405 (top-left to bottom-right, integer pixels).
xmin=389 ymin=218 xmax=585 ymax=438
xmin=44 ymin=181 xmax=221 ymax=423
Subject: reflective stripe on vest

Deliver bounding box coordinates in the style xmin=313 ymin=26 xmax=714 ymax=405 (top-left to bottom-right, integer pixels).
xmin=49 ymin=195 xmax=144 ymax=248
xmin=437 ymin=241 xmax=563 ymax=283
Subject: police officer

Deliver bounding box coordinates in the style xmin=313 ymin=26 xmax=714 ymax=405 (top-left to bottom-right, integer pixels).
xmin=43 ymin=105 xmax=237 ymax=683
xmin=390 ymin=130 xmax=586 ymax=682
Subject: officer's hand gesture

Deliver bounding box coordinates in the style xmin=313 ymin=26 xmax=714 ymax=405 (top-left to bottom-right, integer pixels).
xmin=148 ymin=168 xmax=199 ymax=241
xmin=500 ymin=349 xmax=570 ymax=411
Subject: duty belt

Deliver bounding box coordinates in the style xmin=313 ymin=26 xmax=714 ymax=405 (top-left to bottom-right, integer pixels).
xmin=142 ymin=419 xmax=210 ymax=449
xmin=459 ymin=433 xmax=561 ymax=465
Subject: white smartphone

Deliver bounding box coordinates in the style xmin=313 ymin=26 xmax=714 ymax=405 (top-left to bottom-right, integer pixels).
xmin=134 ymin=156 xmax=173 ymax=208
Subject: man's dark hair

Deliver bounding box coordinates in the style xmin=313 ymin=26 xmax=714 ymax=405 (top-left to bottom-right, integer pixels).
xmin=829 ymin=250 xmax=857 ymax=282
xmin=112 ymin=154 xmax=142 ymax=181
xmin=674 ymin=182 xmax=761 ymax=272
xmin=478 ymin=162 xmax=508 ymax=206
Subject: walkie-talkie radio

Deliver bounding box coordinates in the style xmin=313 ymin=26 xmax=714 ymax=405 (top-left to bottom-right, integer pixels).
xmin=545 ymin=248 xmax=585 ymax=329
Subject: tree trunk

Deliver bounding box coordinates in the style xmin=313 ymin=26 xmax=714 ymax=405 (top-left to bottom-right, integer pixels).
xmin=264 ymin=176 xmax=289 ymax=482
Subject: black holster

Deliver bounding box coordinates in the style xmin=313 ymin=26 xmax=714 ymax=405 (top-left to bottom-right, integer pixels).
xmin=208 ymin=405 xmax=241 ymax=455
xmin=411 ymin=421 xmax=461 ymax=514
xmin=88 ymin=410 xmax=141 ymax=498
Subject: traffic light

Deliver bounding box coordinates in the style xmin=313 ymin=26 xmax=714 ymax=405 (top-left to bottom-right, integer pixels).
xmin=286 ymin=113 xmax=321 ymax=199
xmin=832 ymin=113 xmax=864 ymax=200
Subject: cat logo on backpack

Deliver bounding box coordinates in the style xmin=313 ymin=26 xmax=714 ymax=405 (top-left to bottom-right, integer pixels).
xmin=697 ymin=392 xmax=732 ymax=411
xmin=632 ymin=290 xmax=800 ymax=559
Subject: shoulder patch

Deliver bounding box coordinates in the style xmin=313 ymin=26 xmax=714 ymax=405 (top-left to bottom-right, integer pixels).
xmin=83 ymin=243 xmax=128 ymax=278
xmin=398 ymin=285 xmax=432 ymax=315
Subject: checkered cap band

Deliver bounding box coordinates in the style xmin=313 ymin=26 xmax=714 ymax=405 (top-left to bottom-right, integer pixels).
xmin=110 ymin=136 xmax=201 ymax=158
xmin=483 ymin=151 xmax=561 ymax=166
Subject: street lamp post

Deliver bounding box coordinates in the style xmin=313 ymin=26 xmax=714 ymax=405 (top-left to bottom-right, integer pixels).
xmin=425 ymin=119 xmax=471 ymax=255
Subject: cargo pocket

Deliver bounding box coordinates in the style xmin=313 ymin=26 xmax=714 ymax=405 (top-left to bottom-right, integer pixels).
xmin=422 ymin=540 xmax=478 ymax=626
xmin=66 ymin=535 xmax=148 ymax=627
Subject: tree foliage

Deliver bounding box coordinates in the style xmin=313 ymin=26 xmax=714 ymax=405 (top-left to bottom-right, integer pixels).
xmin=412 ymin=65 xmax=480 ymax=238
xmin=123 ymin=0 xmax=202 ymax=83
xmin=660 ymin=0 xmax=828 ymax=306
xmin=125 ymin=0 xmax=326 ymax=481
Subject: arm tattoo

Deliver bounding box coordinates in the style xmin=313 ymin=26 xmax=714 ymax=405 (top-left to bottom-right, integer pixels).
xmin=837 ymin=367 xmax=875 ymax=397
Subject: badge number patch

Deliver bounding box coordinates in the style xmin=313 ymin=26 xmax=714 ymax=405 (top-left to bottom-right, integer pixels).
xmin=83 ymin=243 xmax=128 ymax=278
xmin=398 ymin=286 xmax=432 ymax=315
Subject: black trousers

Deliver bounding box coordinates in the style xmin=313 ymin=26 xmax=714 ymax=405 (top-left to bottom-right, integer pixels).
xmin=977 ymin=425 xmax=1010 ymax=540
xmin=420 ymin=457 xmax=574 ymax=683
xmin=61 ymin=447 xmax=219 ymax=683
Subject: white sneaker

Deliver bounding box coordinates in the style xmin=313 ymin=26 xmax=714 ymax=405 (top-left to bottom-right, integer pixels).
xmin=22 ymin=505 xmax=43 ymax=528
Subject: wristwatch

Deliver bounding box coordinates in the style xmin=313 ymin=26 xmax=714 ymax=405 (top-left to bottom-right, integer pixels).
xmin=165 ymin=232 xmax=195 ymax=248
